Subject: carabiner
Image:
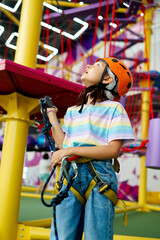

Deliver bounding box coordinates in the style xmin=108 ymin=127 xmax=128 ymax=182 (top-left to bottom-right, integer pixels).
xmin=61 ymin=156 xmax=78 ymax=179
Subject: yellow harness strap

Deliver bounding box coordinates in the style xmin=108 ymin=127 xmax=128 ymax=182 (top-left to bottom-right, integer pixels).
xmin=63 ymin=178 xmax=86 ymax=206
xmin=75 ymin=157 xmax=120 ymax=174
xmin=74 ymin=156 xmax=92 ymax=163
xmin=85 ymin=179 xmax=96 ymax=201
xmin=116 ymin=199 xmax=128 ymax=226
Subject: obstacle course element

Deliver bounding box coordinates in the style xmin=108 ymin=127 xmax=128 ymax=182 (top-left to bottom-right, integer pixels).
xmin=146 ymin=118 xmax=160 ymax=169
xmin=0 ymin=59 xmax=84 ymax=119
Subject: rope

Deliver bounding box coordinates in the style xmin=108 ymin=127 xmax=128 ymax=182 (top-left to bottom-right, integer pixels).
xmin=60 ymin=30 xmax=65 ymax=79
xmin=39 ymin=20 xmax=46 ymax=65
xmin=122 ymin=139 xmax=149 ymax=152
xmin=4 ymin=17 xmax=12 ymax=59
xmin=39 ymin=96 xmax=78 ymax=240
xmin=109 ymin=0 xmax=116 ymax=57
xmin=153 ymin=11 xmax=157 ymax=70
xmin=41 ymin=165 xmax=74 ymax=240
xmin=131 ymin=63 xmax=141 ymax=129
xmin=104 ymin=0 xmax=109 ymax=58
xmin=68 ymin=20 xmax=72 ymax=66
xmin=39 ymin=97 xmax=58 ymax=239
xmin=111 ymin=20 xmax=119 ymax=56
xmin=142 ymin=7 xmax=154 ymax=119
xmin=66 ymin=20 xmax=73 ymax=81
xmin=89 ymin=0 xmax=102 ymax=64
xmin=46 ymin=9 xmax=50 ymax=72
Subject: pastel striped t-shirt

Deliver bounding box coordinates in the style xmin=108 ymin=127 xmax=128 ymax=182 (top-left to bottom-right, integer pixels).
xmin=62 ymin=100 xmax=135 ymax=148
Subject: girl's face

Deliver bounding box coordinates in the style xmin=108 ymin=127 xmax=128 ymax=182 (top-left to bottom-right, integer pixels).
xmin=81 ymin=61 xmax=107 ymax=87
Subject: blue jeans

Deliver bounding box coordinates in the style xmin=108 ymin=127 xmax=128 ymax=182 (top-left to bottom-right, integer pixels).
xmin=50 ymin=160 xmax=118 ymax=240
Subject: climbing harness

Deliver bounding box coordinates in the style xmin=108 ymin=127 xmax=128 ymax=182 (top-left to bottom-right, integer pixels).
xmin=59 ymin=158 xmax=127 ymax=226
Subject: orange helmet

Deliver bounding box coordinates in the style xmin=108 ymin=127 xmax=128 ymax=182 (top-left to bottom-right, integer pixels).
xmin=96 ymin=57 xmax=133 ymax=98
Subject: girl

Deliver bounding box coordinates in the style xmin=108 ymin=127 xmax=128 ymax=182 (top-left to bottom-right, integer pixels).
xmin=47 ymin=57 xmax=135 ymax=240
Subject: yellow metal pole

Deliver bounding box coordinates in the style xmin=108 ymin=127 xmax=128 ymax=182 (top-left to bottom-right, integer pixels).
xmin=17 ymin=224 xmax=50 ymax=240
xmin=0 ymin=1 xmax=43 ymax=239
xmin=14 ymin=0 xmax=44 ymax=68
xmin=0 ymin=93 xmax=39 ymax=240
xmin=0 ymin=6 xmax=20 ymax=25
xmin=45 ymin=0 xmax=88 ymax=7
xmin=138 ymin=7 xmax=153 ymax=210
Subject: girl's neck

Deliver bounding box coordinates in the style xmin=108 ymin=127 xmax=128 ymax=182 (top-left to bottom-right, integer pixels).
xmin=86 ymin=94 xmax=101 ymax=105
xmin=86 ymin=95 xmax=92 ymax=104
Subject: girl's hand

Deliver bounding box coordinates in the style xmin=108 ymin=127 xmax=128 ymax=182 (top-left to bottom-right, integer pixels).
xmin=51 ymin=148 xmax=72 ymax=166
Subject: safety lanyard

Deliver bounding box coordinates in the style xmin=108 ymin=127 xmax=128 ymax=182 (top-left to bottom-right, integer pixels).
xmin=39 ymin=96 xmax=78 ymax=240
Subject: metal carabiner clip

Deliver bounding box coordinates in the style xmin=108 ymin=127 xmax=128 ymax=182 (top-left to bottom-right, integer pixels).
xmin=61 ymin=156 xmax=78 ymax=180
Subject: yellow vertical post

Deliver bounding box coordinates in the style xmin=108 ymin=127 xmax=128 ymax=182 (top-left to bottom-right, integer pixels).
xmin=14 ymin=0 xmax=44 ymax=68
xmin=138 ymin=7 xmax=153 ymax=210
xmin=0 ymin=94 xmax=40 ymax=240
xmin=0 ymin=1 xmax=43 ymax=239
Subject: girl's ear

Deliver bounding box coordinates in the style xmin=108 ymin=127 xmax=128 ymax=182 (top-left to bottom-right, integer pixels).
xmin=102 ymin=75 xmax=113 ymax=84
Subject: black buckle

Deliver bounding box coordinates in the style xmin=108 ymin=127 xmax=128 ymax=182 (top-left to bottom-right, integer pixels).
xmin=55 ymin=180 xmax=63 ymax=191
xmin=97 ymin=182 xmax=110 ymax=194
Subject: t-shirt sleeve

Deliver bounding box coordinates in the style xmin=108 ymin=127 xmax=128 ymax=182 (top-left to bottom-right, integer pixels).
xmin=62 ymin=123 xmax=66 ymax=133
xmin=108 ymin=104 xmax=135 ymax=146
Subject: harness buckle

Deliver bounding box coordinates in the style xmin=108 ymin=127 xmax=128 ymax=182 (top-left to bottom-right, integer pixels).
xmin=55 ymin=181 xmax=63 ymax=191
xmin=97 ymin=182 xmax=110 ymax=194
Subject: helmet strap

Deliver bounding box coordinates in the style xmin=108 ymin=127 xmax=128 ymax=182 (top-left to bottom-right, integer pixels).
xmin=79 ymin=85 xmax=97 ymax=113
xmin=97 ymin=59 xmax=109 ymax=84
xmin=97 ymin=60 xmax=119 ymax=100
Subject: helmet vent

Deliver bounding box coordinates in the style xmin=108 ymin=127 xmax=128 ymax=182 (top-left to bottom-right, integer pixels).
xmin=112 ymin=58 xmax=118 ymax=62
xmin=127 ymin=71 xmax=131 ymax=78
xmin=127 ymin=82 xmax=132 ymax=89
xmin=120 ymin=63 xmax=127 ymax=70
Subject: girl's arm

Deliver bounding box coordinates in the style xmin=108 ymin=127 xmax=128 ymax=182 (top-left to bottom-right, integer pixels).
xmin=51 ymin=140 xmax=122 ymax=166
xmin=47 ymin=108 xmax=65 ymax=149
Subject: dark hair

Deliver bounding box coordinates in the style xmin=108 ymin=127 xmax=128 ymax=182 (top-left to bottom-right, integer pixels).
xmin=43 ymin=153 xmax=49 ymax=160
xmin=76 ymin=85 xmax=109 ymax=107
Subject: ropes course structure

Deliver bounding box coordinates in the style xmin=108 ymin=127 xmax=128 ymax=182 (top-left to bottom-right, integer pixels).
xmin=0 ymin=0 xmax=160 ymax=240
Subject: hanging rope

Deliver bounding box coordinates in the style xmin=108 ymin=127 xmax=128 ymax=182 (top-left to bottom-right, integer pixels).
xmin=142 ymin=7 xmax=154 ymax=119
xmin=68 ymin=20 xmax=72 ymax=66
xmin=111 ymin=20 xmax=119 ymax=56
xmin=109 ymin=0 xmax=116 ymax=57
xmin=46 ymin=9 xmax=50 ymax=72
xmin=153 ymin=11 xmax=157 ymax=71
xmin=104 ymin=0 xmax=109 ymax=58
xmin=89 ymin=0 xmax=102 ymax=64
xmin=39 ymin=21 xmax=46 ymax=66
xmin=66 ymin=20 xmax=72 ymax=81
xmin=60 ymin=30 xmax=65 ymax=79
xmin=130 ymin=61 xmax=141 ymax=127
xmin=4 ymin=17 xmax=12 ymax=59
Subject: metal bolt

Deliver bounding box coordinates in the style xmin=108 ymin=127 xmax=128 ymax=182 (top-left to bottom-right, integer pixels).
xmin=20 ymin=234 xmax=23 ymax=237
xmin=21 ymin=228 xmax=24 ymax=231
